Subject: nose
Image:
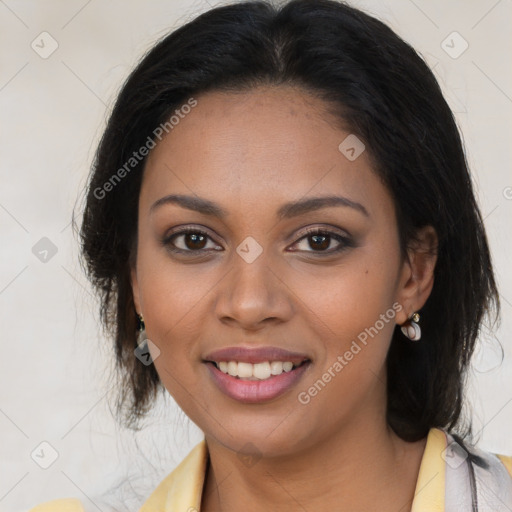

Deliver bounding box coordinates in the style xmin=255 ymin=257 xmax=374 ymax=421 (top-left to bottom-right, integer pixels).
xmin=214 ymin=248 xmax=294 ymax=331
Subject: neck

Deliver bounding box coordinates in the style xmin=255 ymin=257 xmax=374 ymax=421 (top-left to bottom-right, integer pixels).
xmin=201 ymin=416 xmax=427 ymax=512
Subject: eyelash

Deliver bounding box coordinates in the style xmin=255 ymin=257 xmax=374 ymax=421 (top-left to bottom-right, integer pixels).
xmin=162 ymin=226 xmax=354 ymax=257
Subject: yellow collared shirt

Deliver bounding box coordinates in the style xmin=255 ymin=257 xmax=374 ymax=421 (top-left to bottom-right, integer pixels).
xmin=28 ymin=428 xmax=512 ymax=511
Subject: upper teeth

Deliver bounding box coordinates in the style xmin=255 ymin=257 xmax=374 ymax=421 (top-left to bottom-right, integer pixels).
xmin=216 ymin=361 xmax=296 ymax=380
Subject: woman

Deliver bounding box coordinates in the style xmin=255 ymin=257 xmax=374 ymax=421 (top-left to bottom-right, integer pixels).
xmin=29 ymin=0 xmax=512 ymax=510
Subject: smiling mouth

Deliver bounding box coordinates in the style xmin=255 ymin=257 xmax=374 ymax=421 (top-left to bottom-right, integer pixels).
xmin=205 ymin=359 xmax=310 ymax=381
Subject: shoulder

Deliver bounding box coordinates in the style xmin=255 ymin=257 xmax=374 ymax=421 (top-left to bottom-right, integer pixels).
xmin=497 ymin=453 xmax=512 ymax=478
xmin=27 ymin=498 xmax=85 ymax=511
xmin=139 ymin=438 xmax=208 ymax=511
xmin=443 ymin=430 xmax=512 ymax=509
xmin=459 ymin=433 xmax=512 ymax=479
xmin=414 ymin=428 xmax=512 ymax=509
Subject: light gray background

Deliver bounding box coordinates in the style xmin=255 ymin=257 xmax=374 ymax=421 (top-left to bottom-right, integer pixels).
xmin=0 ymin=0 xmax=511 ymax=511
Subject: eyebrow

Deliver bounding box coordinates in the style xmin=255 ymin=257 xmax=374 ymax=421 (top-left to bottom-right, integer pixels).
xmin=150 ymin=193 xmax=369 ymax=219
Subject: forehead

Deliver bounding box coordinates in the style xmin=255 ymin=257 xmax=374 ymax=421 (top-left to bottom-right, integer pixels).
xmin=141 ymin=85 xmax=389 ymax=219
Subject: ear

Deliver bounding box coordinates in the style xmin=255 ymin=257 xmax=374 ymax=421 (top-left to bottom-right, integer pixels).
xmin=131 ymin=265 xmax=142 ymax=316
xmin=395 ymin=225 xmax=438 ymax=325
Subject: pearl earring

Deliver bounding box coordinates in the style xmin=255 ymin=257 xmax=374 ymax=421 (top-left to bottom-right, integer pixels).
xmin=401 ymin=312 xmax=421 ymax=341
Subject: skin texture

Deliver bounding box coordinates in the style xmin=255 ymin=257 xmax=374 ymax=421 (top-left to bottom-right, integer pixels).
xmin=131 ymin=85 xmax=437 ymax=511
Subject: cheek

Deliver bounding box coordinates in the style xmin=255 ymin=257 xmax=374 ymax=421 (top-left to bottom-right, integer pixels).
xmin=300 ymin=246 xmax=400 ymax=337
xmin=295 ymin=254 xmax=400 ymax=422
xmin=295 ymin=241 xmax=402 ymax=400
xmin=134 ymin=239 xmax=217 ymax=369
xmin=137 ymin=255 xmax=209 ymax=412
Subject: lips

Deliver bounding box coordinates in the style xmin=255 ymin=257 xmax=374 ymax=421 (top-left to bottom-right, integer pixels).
xmin=203 ymin=346 xmax=310 ymax=365
xmin=203 ymin=346 xmax=312 ymax=403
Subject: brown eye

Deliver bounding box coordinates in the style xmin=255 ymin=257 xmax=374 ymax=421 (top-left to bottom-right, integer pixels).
xmin=291 ymin=228 xmax=353 ymax=255
xmin=163 ymin=228 xmax=222 ymax=253
xmin=308 ymin=233 xmax=331 ymax=251
xmin=181 ymin=232 xmax=207 ymax=250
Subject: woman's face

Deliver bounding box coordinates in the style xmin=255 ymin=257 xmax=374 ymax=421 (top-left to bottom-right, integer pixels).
xmin=131 ymin=85 xmax=424 ymax=456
